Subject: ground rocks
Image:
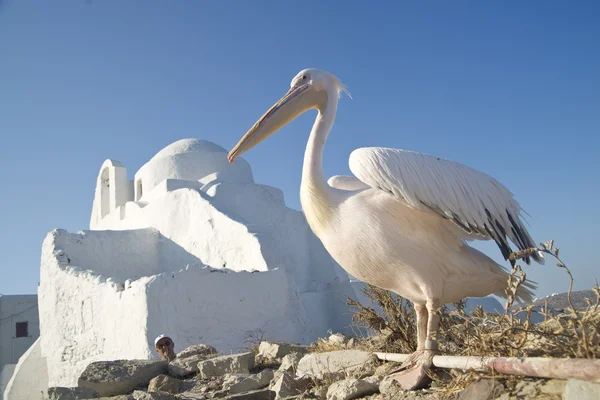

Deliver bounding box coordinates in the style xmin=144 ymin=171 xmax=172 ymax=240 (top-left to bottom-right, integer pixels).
xmin=147 ymin=374 xmax=182 ymax=394
xmin=223 ymin=369 xmax=274 ymax=394
xmin=169 ymin=355 xmax=207 ymax=376
xmin=223 ymin=389 xmax=276 ymax=399
xmin=328 ymin=334 xmax=347 ymax=347
xmin=258 ymin=342 xmax=308 ymax=362
xmin=178 ymin=344 xmax=219 ymax=360
xmin=168 ymin=344 xmax=221 ymax=378
xmin=457 ymin=379 xmax=504 ymax=400
xmin=326 ymin=378 xmax=378 ymax=400
xmin=279 ymin=353 xmax=304 ymax=373
xmin=197 ymin=352 xmax=255 ymax=378
xmin=270 ymin=371 xmax=311 ymax=398
xmin=131 ymin=390 xmax=178 ymax=399
xmin=48 ymin=386 xmax=99 ymax=399
xmin=563 ymin=379 xmax=600 ymax=400
xmin=296 ymin=350 xmax=374 ymax=381
xmin=51 ymin=340 xmax=599 ymax=400
xmin=78 ymin=360 xmax=168 ymax=397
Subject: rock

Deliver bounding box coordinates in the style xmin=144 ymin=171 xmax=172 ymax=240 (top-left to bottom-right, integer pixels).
xmin=378 ymin=377 xmax=402 ymax=399
xmin=328 ymin=334 xmax=347 ymax=346
xmin=175 ymin=393 xmax=207 ymax=400
xmin=373 ymin=362 xmax=401 ymax=377
xmin=379 ymin=377 xmax=438 ymax=399
xmin=345 ymin=339 xmax=356 ymax=349
xmin=198 ymin=352 xmax=255 ymax=378
xmin=258 ymin=342 xmax=308 ymax=362
xmin=271 ymin=371 xmax=312 ymax=398
xmin=177 ymin=344 xmax=219 ymax=360
xmin=171 ymin=354 xmax=218 ymax=376
xmin=132 ymin=390 xmax=178 ymax=399
xmin=175 ymin=394 xmax=207 ymax=400
xmin=326 ymin=378 xmax=378 ymax=400
xmin=363 ymin=376 xmax=382 ymax=387
xmin=167 ymin=362 xmax=196 ymax=379
xmin=211 ymin=390 xmax=230 ymax=398
xmin=284 ymin=394 xmax=319 ymax=400
xmin=223 ymin=389 xmax=276 ymax=400
xmin=513 ymin=380 xmax=538 ymax=398
xmin=48 ymin=386 xmax=99 ymax=399
xmin=148 ymin=374 xmax=183 ymax=394
xmin=310 ymin=387 xmax=327 ymax=400
xmin=222 ymin=375 xmax=246 ymax=391
xmin=223 ymin=369 xmax=274 ymax=394
xmin=458 ymin=379 xmax=504 ymax=400
xmin=296 ymin=351 xmax=374 ymax=381
xmin=78 ymin=360 xmax=168 ymax=397
xmin=279 ymin=353 xmax=304 ymax=373
xmin=97 ymin=396 xmax=135 ymax=400
xmin=539 ymin=379 xmax=566 ymax=395
xmin=563 ymin=379 xmax=600 ymax=400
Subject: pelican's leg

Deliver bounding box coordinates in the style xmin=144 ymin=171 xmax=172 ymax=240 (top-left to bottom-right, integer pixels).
xmin=424 ymin=298 xmax=441 ymax=353
xmin=397 ymin=303 xmax=428 ymax=368
xmin=389 ymin=299 xmax=440 ymax=390
xmin=416 ymin=303 xmax=428 ymax=351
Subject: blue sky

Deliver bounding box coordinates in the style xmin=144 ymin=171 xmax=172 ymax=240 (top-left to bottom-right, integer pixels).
xmin=0 ymin=1 xmax=598 ymax=299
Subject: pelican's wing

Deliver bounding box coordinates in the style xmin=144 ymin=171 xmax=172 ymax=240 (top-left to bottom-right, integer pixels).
xmin=349 ymin=147 xmax=544 ymax=265
xmin=327 ymin=175 xmax=370 ymax=191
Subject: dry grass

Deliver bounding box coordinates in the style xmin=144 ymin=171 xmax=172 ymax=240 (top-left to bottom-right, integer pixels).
xmin=344 ymin=240 xmax=600 ymax=395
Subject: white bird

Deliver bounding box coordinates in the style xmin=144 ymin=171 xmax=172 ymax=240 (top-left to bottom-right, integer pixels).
xmin=228 ymin=69 xmax=543 ymax=389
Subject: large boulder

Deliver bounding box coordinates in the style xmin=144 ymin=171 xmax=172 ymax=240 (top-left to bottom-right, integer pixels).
xmin=147 ymin=374 xmax=182 ymax=394
xmin=257 ymin=342 xmax=308 ymax=362
xmin=197 ymin=352 xmax=255 ymax=378
xmin=177 ymin=344 xmax=218 ymax=360
xmin=296 ymin=351 xmax=374 ymax=381
xmin=77 ymin=360 xmax=168 ymax=397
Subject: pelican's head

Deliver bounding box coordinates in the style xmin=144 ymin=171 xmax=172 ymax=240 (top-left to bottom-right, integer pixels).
xmin=228 ymin=68 xmax=349 ymax=163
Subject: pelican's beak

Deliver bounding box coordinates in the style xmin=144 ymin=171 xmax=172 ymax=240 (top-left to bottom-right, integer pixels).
xmin=228 ymin=83 xmax=326 ymax=163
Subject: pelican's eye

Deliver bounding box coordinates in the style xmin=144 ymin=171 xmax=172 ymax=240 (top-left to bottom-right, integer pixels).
xmin=302 ymin=75 xmax=307 ymax=80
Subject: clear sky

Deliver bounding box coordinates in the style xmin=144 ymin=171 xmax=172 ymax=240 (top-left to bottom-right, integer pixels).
xmin=0 ymin=1 xmax=598 ymax=299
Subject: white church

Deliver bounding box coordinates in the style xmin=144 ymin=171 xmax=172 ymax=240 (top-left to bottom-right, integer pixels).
xmin=4 ymin=138 xmax=373 ymax=399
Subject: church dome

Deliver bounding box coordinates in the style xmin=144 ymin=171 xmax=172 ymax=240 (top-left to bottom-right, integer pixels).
xmin=151 ymin=139 xmax=228 ymax=160
xmin=133 ymin=138 xmax=253 ymax=201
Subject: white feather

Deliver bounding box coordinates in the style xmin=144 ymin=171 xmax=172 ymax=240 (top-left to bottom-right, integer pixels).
xmin=327 ymin=175 xmax=370 ymax=191
xmin=348 ymin=147 xmax=544 ymax=264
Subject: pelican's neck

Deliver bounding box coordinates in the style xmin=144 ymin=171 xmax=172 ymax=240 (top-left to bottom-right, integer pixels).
xmin=300 ymin=87 xmax=340 ymax=232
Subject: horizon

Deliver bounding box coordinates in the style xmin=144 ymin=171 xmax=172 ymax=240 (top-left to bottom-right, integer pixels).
xmin=0 ymin=1 xmax=598 ymax=299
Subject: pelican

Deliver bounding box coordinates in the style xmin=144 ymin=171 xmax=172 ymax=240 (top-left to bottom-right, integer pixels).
xmin=228 ymin=69 xmax=543 ymax=389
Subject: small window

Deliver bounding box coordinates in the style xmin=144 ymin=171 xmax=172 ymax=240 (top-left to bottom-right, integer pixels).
xmin=136 ymin=179 xmax=143 ymax=201
xmin=16 ymin=321 xmax=28 ymax=338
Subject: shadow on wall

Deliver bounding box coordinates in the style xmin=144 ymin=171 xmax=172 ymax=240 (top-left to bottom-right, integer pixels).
xmin=52 ymin=228 xmax=205 ymax=283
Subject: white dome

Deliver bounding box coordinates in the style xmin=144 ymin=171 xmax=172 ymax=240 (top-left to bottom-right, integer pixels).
xmin=134 ymin=138 xmax=254 ymax=201
xmin=152 ymin=139 xmax=228 ymax=160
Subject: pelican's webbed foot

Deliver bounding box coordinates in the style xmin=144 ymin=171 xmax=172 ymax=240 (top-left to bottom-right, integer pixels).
xmin=388 ymin=340 xmax=438 ymax=390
